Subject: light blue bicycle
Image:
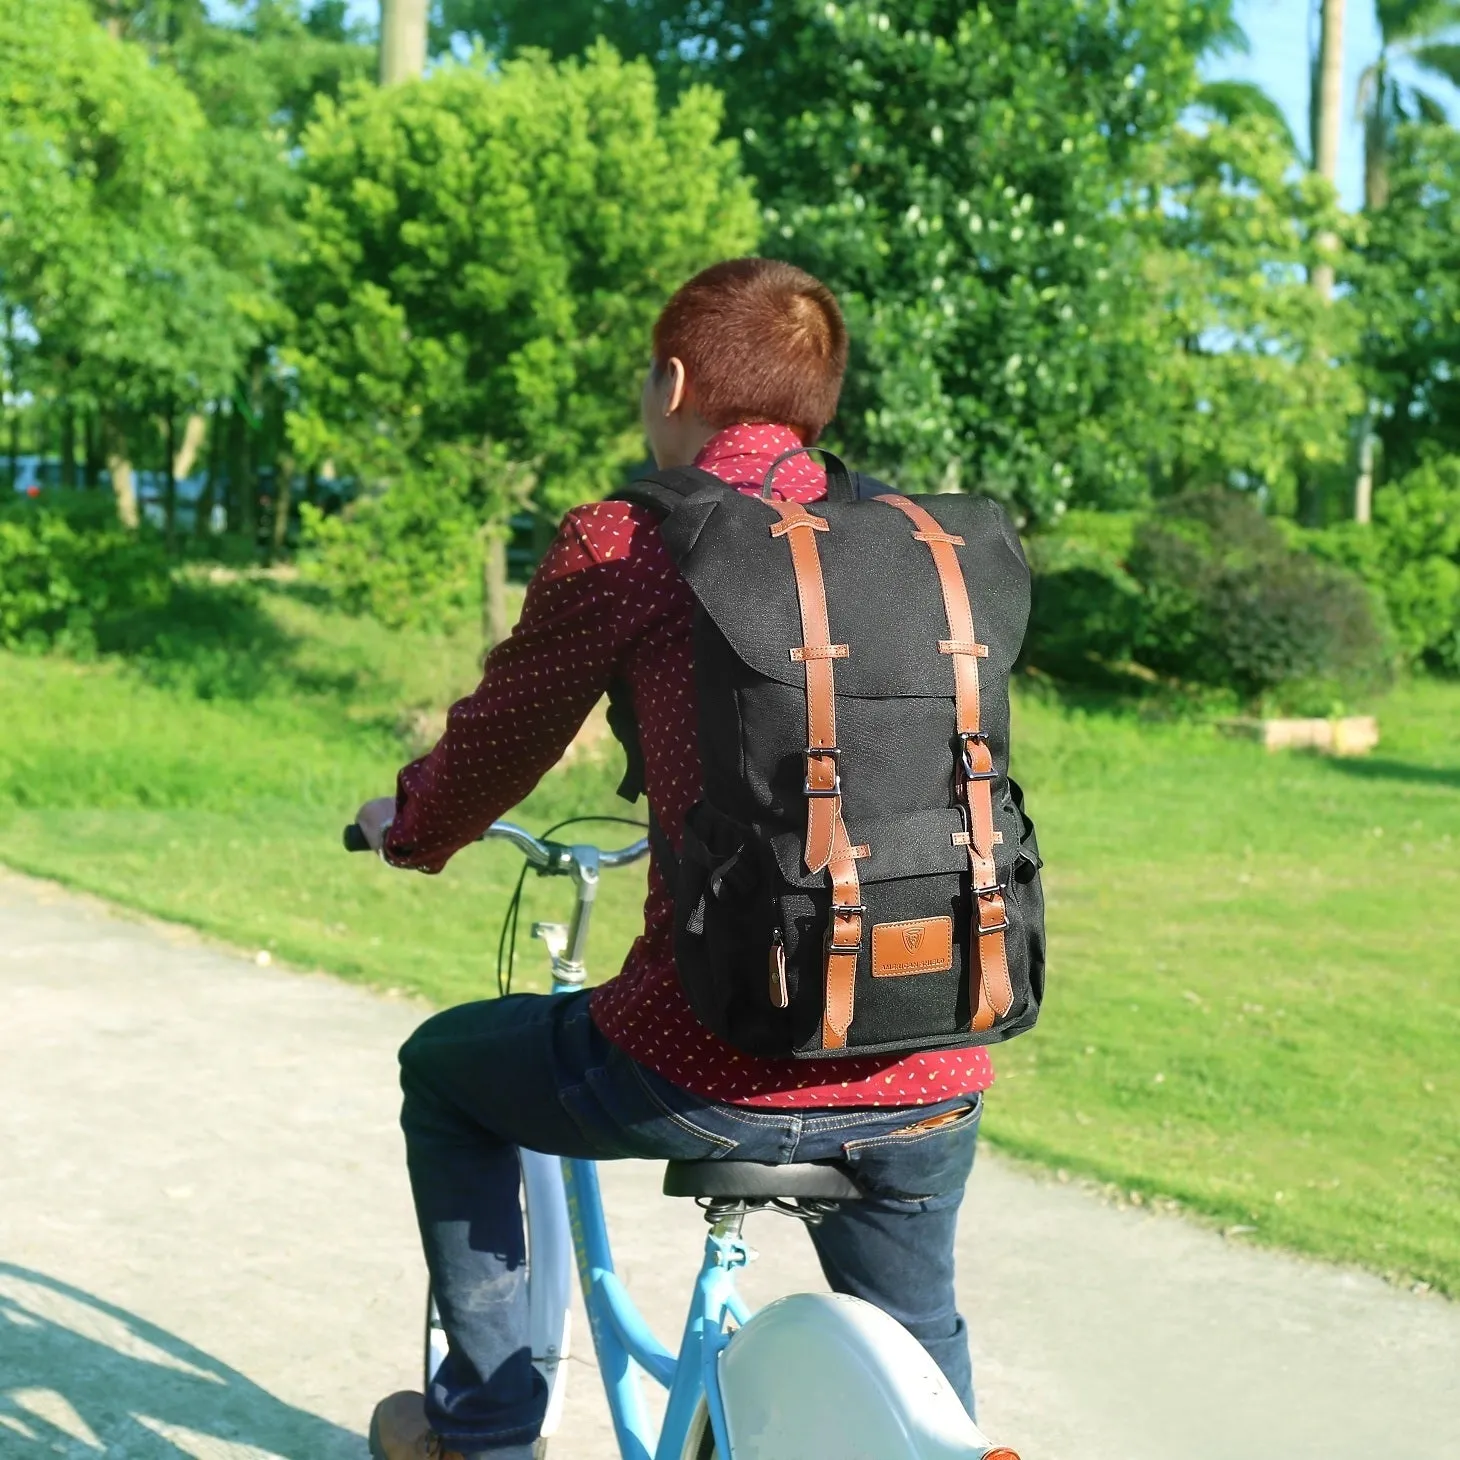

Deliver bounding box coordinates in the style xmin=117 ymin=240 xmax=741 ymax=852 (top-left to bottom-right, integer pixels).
xmin=397 ymin=820 xmax=1021 ymax=1460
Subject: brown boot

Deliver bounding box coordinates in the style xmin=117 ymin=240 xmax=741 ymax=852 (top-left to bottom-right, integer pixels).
xmin=367 ymin=1391 xmax=468 ymax=1460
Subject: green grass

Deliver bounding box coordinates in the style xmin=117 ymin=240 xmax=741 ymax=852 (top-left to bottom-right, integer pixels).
xmin=1 ymin=579 xmax=1457 ymax=1293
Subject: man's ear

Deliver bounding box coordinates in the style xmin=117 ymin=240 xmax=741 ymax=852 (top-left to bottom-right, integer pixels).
xmin=665 ymin=357 xmax=687 ymax=415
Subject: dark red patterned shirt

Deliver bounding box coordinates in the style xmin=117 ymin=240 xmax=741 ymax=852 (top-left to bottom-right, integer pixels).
xmin=385 ymin=423 xmax=993 ymax=1108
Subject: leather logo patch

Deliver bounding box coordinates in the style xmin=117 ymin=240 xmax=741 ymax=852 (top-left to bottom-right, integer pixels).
xmin=872 ymin=917 xmax=953 ymax=978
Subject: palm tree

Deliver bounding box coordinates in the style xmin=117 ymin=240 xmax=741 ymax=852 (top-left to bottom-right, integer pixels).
xmin=1309 ymin=0 xmax=1348 ymax=300
xmin=1358 ymin=0 xmax=1460 ymax=209
xmin=380 ymin=0 xmax=428 ymax=85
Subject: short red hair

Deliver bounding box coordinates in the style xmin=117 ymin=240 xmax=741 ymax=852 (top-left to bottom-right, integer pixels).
xmin=652 ymin=258 xmax=848 ymax=443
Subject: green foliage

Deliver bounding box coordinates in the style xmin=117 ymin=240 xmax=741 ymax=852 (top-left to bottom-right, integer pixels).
xmin=717 ymin=0 xmax=1236 ymax=519
xmin=1356 ymin=0 xmax=1460 ymax=211
xmin=301 ymin=444 xmax=535 ymax=628
xmin=1023 ymin=511 xmax=1143 ymax=676
xmin=1307 ymin=456 xmax=1460 ymax=672
xmin=1351 ymin=125 xmax=1460 ymax=479
xmin=0 ymin=0 xmax=267 ymax=416
xmin=1025 ymin=491 xmax=1390 ymax=708
xmin=446 ymin=1 xmax=1371 ymax=528
xmin=287 ymin=45 xmax=758 ymax=519
xmin=0 ymin=495 xmax=170 ymax=650
xmin=1129 ymin=489 xmax=1389 ymax=707
xmin=1125 ymin=113 xmax=1363 ymax=514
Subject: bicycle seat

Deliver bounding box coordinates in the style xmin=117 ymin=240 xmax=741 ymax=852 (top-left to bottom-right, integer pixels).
xmin=662 ymin=1159 xmax=864 ymax=1200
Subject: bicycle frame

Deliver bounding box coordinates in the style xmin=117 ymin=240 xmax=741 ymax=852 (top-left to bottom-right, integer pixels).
xmin=534 ymin=979 xmax=740 ymax=1460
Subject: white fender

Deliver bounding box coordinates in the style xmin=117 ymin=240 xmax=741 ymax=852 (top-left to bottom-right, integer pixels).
xmin=716 ymin=1292 xmax=1007 ymax=1460
xmin=520 ymin=1150 xmax=574 ymax=1438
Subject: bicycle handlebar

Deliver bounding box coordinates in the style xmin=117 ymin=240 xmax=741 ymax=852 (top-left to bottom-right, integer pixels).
xmin=341 ymin=819 xmax=650 ymax=874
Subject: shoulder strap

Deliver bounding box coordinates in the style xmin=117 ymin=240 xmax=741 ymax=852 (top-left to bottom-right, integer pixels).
xmin=876 ymin=494 xmax=1014 ymax=1033
xmin=609 ymin=465 xmax=728 ymax=521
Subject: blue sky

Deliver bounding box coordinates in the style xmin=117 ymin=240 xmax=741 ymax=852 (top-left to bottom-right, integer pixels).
xmin=1209 ymin=0 xmax=1460 ymax=207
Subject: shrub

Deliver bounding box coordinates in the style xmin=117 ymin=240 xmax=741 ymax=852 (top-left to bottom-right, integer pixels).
xmin=300 ymin=445 xmax=534 ymax=631
xmin=1023 ymin=511 xmax=1144 ymax=676
xmin=1304 ymin=457 xmax=1460 ymax=673
xmin=0 ymin=493 xmax=171 ymax=651
xmin=1130 ymin=488 xmax=1389 ymax=708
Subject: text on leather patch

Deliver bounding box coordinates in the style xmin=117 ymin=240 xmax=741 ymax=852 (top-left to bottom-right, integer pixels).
xmin=871 ymin=916 xmax=954 ymax=977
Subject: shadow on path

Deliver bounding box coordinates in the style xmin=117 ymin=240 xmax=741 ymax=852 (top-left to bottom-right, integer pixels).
xmin=1322 ymin=757 xmax=1460 ymax=791
xmin=0 ymin=1263 xmax=361 ymax=1458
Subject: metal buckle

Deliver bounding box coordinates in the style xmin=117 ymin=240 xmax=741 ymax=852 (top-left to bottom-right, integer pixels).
xmin=832 ymin=903 xmax=867 ymax=920
xmin=804 ymin=748 xmax=842 ymax=799
xmin=958 ymin=731 xmax=995 ymax=781
xmin=976 ymin=915 xmax=1011 ymax=936
xmin=975 ymin=881 xmax=1008 ymax=899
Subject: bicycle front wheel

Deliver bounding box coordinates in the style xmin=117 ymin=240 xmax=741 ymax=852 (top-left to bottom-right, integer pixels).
xmin=682 ymin=1400 xmax=718 ymax=1459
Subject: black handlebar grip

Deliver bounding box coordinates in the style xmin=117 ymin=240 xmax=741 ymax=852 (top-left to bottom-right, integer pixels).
xmin=342 ymin=824 xmax=371 ymax=853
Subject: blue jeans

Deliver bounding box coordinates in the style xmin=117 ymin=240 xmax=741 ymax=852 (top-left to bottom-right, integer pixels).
xmin=399 ymin=991 xmax=983 ymax=1456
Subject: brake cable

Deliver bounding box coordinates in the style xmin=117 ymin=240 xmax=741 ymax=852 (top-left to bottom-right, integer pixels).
xmin=496 ymin=816 xmax=648 ymax=997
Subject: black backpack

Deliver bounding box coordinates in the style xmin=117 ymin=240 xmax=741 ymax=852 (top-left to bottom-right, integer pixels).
xmin=608 ymin=447 xmax=1045 ymax=1061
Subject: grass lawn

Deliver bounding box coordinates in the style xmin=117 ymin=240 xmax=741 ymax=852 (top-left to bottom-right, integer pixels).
xmin=2 ymin=578 xmax=1457 ymax=1293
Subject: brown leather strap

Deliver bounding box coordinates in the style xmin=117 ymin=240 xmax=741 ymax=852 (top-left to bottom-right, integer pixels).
xmin=822 ymin=811 xmax=863 ymax=1051
xmin=764 ymin=498 xmax=845 ymax=875
xmin=878 ymin=494 xmax=1013 ymax=1030
xmin=764 ymin=497 xmax=863 ymax=1050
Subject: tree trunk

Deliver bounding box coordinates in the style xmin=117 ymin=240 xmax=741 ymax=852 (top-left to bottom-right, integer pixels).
xmin=1363 ymin=73 xmax=1391 ymax=211
xmin=163 ymin=408 xmax=178 ymax=548
xmin=197 ymin=402 xmax=224 ymax=537
xmin=1311 ymin=0 xmax=1346 ymax=299
xmin=380 ymin=0 xmax=428 ymax=85
xmin=240 ymin=361 xmax=263 ymax=549
xmin=224 ymin=400 xmax=246 ymax=537
xmin=60 ymin=403 xmax=76 ymax=489
xmin=173 ymin=410 xmax=206 ymax=482
xmin=104 ymin=416 xmax=138 ymax=529
xmin=271 ymin=453 xmax=295 ymax=557
xmin=3 ymin=308 xmax=18 ymax=491
xmin=84 ymin=411 xmax=102 ymax=488
xmin=1354 ymin=410 xmax=1377 ymax=525
xmin=482 ymin=531 xmax=510 ymax=655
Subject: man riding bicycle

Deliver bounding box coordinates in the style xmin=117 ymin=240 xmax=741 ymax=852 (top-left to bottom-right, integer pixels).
xmin=356 ymin=259 xmax=1015 ymax=1460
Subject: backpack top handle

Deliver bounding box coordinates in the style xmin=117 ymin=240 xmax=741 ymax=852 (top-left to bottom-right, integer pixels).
xmin=760 ymin=446 xmax=858 ymax=503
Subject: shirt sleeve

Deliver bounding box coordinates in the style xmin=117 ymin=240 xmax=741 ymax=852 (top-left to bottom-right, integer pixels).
xmin=382 ymin=503 xmax=661 ymax=873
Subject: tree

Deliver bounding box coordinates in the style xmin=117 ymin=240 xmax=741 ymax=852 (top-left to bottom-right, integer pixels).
xmin=287 ymin=44 xmax=758 ymax=627
xmin=1357 ymin=0 xmax=1460 ymax=211
xmin=0 ymin=0 xmax=266 ymax=526
xmin=1124 ymin=111 xmax=1363 ymax=517
xmin=432 ymin=1 xmax=1245 ymax=524
xmin=381 ymin=0 xmax=428 ymax=83
xmin=1311 ymin=0 xmax=1347 ymax=299
xmin=1351 ymin=124 xmax=1460 ymax=479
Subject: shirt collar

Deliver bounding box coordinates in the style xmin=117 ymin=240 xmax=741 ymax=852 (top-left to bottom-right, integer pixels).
xmin=693 ymin=423 xmax=827 ymax=502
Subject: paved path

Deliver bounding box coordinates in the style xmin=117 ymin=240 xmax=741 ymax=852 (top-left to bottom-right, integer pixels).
xmin=2 ymin=866 xmax=1456 ymax=1460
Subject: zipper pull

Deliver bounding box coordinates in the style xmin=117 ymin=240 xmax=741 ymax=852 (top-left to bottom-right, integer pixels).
xmin=768 ymin=929 xmax=789 ymax=1009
